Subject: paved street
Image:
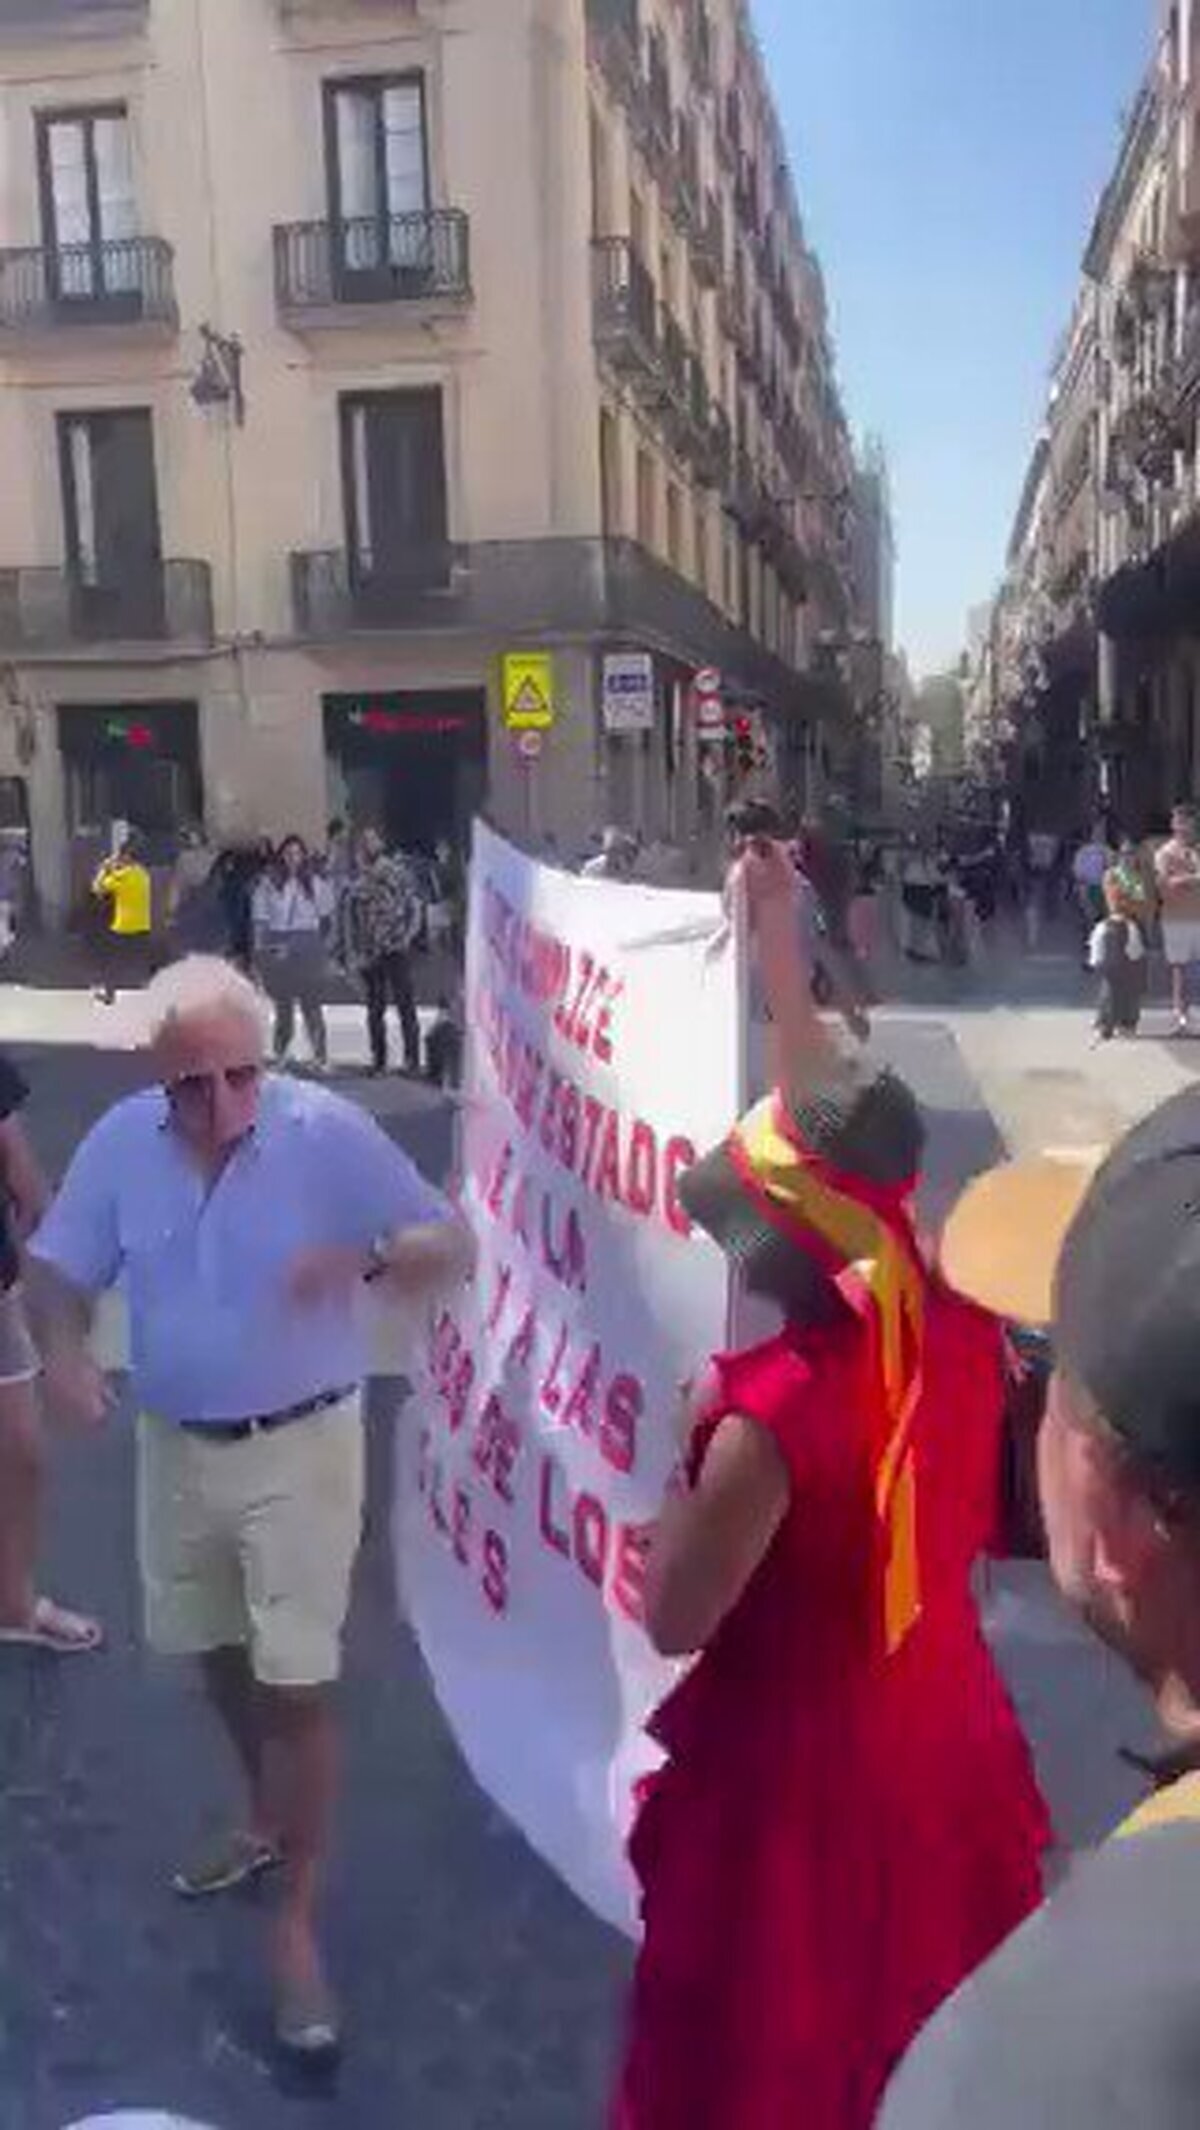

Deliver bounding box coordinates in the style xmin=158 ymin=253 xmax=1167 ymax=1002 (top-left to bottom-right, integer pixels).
xmin=0 ymin=950 xmax=1183 ymax=2127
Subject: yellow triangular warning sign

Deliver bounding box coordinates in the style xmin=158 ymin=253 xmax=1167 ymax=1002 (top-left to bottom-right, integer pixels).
xmin=511 ymin=677 xmax=548 ymax=717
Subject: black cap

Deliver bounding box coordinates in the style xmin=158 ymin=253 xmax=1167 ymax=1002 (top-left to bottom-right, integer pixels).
xmin=1054 ymin=1088 xmax=1200 ymax=1491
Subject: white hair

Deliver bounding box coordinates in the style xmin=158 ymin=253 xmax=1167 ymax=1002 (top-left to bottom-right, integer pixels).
xmin=143 ymin=955 xmax=267 ymax=1047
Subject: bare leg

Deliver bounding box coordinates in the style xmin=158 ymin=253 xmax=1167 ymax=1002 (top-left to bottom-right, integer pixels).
xmin=201 ymin=1644 xmax=273 ymax=1841
xmin=0 ymin=1379 xmax=40 ymax=1626
xmin=259 ymin=1684 xmax=338 ymax=1993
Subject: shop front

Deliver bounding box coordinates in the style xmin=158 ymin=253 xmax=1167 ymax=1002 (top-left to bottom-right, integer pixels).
xmin=57 ymin=700 xmax=203 ymax=908
xmin=323 ymin=689 xmax=487 ymax=855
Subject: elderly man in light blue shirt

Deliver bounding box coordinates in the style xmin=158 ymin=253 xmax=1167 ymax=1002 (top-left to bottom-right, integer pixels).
xmin=27 ymin=955 xmax=471 ymax=2058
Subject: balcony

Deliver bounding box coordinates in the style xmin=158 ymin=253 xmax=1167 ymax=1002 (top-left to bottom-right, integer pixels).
xmin=585 ymin=0 xmax=642 ymax=108
xmin=640 ymin=39 xmax=677 ymax=185
xmin=683 ymin=0 xmax=713 ymax=92
xmin=0 ymin=0 xmax=146 ymax=36
xmin=292 ymin=547 xmax=462 ymax=635
xmin=292 ymin=534 xmax=819 ymax=723
xmin=694 ymin=399 xmax=732 ymax=491
xmin=717 ymin=88 xmax=741 ymax=173
xmin=727 ymin=450 xmax=773 ymax=542
xmin=0 ymin=236 xmax=175 ymax=339
xmin=735 ymin=154 xmax=760 ymax=235
xmin=671 ymin=118 xmax=702 ymax=238
xmin=692 ymin=191 xmax=722 ymax=289
xmin=0 ymin=560 xmax=212 ymax=652
xmin=274 ymin=211 xmax=471 ymax=323
xmin=592 ymin=236 xmax=660 ymax=394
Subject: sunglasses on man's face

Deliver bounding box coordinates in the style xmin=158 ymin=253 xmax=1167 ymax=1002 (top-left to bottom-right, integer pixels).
xmin=167 ymin=1063 xmax=263 ymax=1108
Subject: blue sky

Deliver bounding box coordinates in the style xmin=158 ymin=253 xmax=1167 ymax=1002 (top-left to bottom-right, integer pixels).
xmin=754 ymin=0 xmax=1152 ymax=677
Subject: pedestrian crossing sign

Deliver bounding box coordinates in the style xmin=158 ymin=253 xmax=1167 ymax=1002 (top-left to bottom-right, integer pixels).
xmin=502 ymin=651 xmax=556 ymax=731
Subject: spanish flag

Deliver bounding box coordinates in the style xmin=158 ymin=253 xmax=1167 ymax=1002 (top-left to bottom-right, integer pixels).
xmin=727 ymin=1090 xmax=927 ymax=1657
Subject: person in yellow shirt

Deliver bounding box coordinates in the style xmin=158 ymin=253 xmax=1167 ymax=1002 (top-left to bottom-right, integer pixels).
xmin=92 ymin=836 xmax=153 ymax=1003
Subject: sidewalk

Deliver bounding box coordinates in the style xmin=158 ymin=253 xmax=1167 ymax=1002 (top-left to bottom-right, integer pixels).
xmin=876 ymin=919 xmax=1200 ymax=1157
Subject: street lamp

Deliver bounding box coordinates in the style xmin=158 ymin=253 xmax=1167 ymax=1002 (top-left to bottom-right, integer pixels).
xmin=189 ymin=323 xmax=246 ymax=426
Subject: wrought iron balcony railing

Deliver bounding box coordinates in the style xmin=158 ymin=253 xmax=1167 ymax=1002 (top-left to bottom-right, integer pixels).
xmin=0 ymin=559 xmax=212 ymax=650
xmin=0 ymin=235 xmax=175 ymax=333
xmin=292 ymin=547 xmax=462 ymax=634
xmin=592 ymin=236 xmax=660 ymax=388
xmin=274 ymin=210 xmax=471 ymax=315
xmin=290 ymin=534 xmax=823 ymax=723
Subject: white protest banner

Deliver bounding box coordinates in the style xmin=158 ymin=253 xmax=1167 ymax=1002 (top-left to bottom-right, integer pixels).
xmin=395 ymin=819 xmax=741 ymax=1934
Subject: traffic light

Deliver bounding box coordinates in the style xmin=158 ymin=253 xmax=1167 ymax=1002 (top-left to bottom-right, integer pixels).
xmin=733 ymin=713 xmax=756 ymax=779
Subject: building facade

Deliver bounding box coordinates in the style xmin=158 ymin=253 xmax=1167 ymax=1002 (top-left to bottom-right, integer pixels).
xmin=985 ymin=1 xmax=1200 ymax=836
xmin=0 ymin=0 xmax=859 ymax=917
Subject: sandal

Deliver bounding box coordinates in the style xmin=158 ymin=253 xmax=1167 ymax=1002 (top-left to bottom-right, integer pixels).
xmin=0 ymin=1596 xmax=103 ymax=1655
xmin=275 ymin=1971 xmax=341 ymax=2058
xmin=172 ymin=1829 xmax=282 ymax=1900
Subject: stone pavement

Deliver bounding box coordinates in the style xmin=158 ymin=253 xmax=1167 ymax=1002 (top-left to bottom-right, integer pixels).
xmin=0 ymin=958 xmax=1169 ymax=2128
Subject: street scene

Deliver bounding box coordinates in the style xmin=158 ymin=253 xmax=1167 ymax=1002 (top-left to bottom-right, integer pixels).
xmin=2 ymin=0 xmax=1200 ymax=2127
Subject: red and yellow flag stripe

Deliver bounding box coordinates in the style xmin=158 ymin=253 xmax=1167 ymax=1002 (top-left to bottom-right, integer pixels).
xmin=728 ymin=1092 xmax=927 ymax=1656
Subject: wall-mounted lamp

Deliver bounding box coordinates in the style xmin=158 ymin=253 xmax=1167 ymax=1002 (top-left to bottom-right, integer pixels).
xmin=190 ymin=323 xmax=246 ymax=426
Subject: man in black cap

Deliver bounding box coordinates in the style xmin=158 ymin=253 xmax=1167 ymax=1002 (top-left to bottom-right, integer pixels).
xmin=880 ymin=1087 xmax=1200 ymax=2129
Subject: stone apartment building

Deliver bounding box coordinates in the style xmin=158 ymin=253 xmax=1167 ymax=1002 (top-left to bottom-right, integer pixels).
xmin=988 ymin=0 xmax=1200 ymax=835
xmin=0 ymin=0 xmax=858 ymax=919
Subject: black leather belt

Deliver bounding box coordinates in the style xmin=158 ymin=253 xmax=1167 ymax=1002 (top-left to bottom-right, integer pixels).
xmin=177 ymin=1386 xmax=356 ymax=1443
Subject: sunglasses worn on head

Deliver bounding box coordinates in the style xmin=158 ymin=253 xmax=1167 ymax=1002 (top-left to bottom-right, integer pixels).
xmin=167 ymin=1063 xmax=262 ymax=1107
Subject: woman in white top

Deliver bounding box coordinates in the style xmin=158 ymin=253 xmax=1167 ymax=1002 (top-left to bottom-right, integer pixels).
xmin=252 ymin=835 xmax=335 ymax=1069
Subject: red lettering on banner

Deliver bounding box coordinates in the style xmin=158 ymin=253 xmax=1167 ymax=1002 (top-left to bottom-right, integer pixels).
xmin=541 ymin=1323 xmax=568 ymax=1415
xmin=562 ymin=1341 xmax=601 ymax=1440
xmin=555 ymin=951 xmax=592 ymax=1046
xmin=611 ymin=1523 xmax=650 ymax=1624
xmin=452 ymin=1485 xmax=472 ymax=1567
xmin=473 ymin=1390 xmax=521 ymax=1506
xmin=579 ymin=1094 xmax=605 ymax=1184
xmin=574 ymin=1493 xmax=607 ymax=1588
xmin=541 ymin=1196 xmax=587 ymax=1294
xmin=558 ymin=1081 xmax=581 ymax=1171
xmin=602 ymin=1374 xmax=642 ymax=1475
xmin=537 ymin=1453 xmax=651 ymax=1615
xmin=664 ymin=1137 xmax=697 ymax=1236
xmin=593 ymin=1111 xmax=623 ymax=1205
xmin=539 ymin=1454 xmax=571 ymax=1557
xmin=593 ymin=978 xmax=622 ymax=1065
xmin=625 ymin=1121 xmax=657 ymax=1218
xmin=508 ymin=1304 xmax=538 ymax=1371
xmin=486 ymin=1262 xmax=513 ymax=1335
xmin=540 ymin=1071 xmax=562 ymax=1154
xmin=486 ymin=1140 xmax=514 ymax=1220
xmin=473 ymin=977 xmax=700 ymax=1241
xmin=482 ymin=1530 xmax=510 ymax=1615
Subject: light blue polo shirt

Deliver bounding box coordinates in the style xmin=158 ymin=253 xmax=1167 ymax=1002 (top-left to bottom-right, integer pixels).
xmin=30 ymin=1075 xmax=453 ymax=1425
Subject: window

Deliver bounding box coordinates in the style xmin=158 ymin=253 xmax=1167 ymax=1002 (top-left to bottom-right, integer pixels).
xmin=694 ymin=498 xmax=709 ymax=594
xmin=325 ymin=75 xmax=429 ymax=283
xmin=666 ymin=483 xmax=684 ymax=570
xmin=37 ymin=106 xmax=137 ymax=300
xmin=636 ymin=448 xmax=657 ymax=549
xmin=57 ymin=409 xmax=162 ymax=635
xmin=340 ymin=388 xmax=449 ymax=592
xmin=599 ymin=408 xmax=622 ymax=534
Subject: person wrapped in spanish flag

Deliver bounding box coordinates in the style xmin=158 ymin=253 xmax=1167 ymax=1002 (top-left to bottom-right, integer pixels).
xmin=613 ymin=839 xmax=1050 ymax=2130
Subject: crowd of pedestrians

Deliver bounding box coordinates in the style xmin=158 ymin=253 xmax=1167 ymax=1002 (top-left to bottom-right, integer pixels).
xmin=16 ymin=796 xmax=1200 ymax=2123
xmin=82 ymin=819 xmax=462 ymax=1081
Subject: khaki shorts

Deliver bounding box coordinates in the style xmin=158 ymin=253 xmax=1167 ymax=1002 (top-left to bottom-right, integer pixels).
xmin=137 ymin=1393 xmax=365 ymax=1688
